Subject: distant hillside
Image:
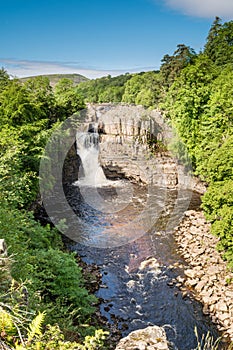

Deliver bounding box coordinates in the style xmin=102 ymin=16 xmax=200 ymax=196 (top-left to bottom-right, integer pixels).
xmin=21 ymin=73 xmax=89 ymax=87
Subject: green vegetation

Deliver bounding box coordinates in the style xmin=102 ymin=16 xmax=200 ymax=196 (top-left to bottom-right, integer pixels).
xmin=20 ymin=73 xmax=88 ymax=88
xmin=161 ymin=19 xmax=233 ymax=269
xmin=1 ymin=15 xmax=233 ymax=348
xmin=76 ymin=73 xmax=133 ymax=103
xmin=0 ymin=70 xmax=108 ymax=348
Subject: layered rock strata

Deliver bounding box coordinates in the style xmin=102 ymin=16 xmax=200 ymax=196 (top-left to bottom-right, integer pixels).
xmin=84 ymin=103 xmax=204 ymax=191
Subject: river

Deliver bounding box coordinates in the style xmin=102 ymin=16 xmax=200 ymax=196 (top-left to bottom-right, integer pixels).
xmin=64 ymin=180 xmax=223 ymax=350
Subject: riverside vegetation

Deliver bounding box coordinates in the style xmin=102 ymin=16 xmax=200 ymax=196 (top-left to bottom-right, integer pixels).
xmin=0 ymin=72 xmax=108 ymax=348
xmin=0 ymin=16 xmax=232 ymax=349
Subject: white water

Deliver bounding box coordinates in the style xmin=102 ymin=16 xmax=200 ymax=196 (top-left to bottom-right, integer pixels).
xmin=75 ymin=130 xmax=109 ymax=187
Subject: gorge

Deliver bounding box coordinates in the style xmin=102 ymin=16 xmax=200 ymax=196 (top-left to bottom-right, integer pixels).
xmin=58 ymin=104 xmax=230 ymax=349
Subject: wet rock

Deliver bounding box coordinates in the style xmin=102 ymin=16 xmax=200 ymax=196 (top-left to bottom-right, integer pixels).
xmin=115 ymin=326 xmax=170 ymax=350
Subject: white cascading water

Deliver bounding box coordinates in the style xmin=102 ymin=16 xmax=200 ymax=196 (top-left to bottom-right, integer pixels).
xmin=75 ymin=128 xmax=108 ymax=187
xmin=75 ymin=125 xmax=133 ymax=215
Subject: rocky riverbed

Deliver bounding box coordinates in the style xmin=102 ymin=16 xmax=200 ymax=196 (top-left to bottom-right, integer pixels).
xmin=174 ymin=210 xmax=233 ymax=344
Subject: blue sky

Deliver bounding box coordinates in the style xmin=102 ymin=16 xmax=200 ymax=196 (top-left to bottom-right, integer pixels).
xmin=1 ymin=0 xmax=233 ymax=79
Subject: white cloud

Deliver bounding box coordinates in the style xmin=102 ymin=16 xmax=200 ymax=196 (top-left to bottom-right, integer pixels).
xmin=164 ymin=0 xmax=233 ymax=19
xmin=0 ymin=59 xmax=156 ymax=80
xmin=0 ymin=59 xmax=119 ymax=79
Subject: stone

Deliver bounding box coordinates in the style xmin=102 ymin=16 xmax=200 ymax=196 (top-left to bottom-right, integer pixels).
xmin=184 ymin=269 xmax=196 ymax=279
xmin=187 ymin=278 xmax=199 ymax=287
xmin=195 ymin=280 xmax=206 ymax=293
xmin=115 ymin=326 xmax=170 ymax=350
xmin=174 ymin=209 xmax=233 ymax=339
xmin=0 ymin=239 xmax=7 ymax=256
xmin=214 ymin=302 xmax=228 ymax=312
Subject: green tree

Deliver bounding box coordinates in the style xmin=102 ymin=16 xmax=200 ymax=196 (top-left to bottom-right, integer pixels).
xmin=24 ymin=76 xmax=55 ymax=120
xmin=204 ymin=18 xmax=233 ymax=65
xmin=160 ymin=44 xmax=196 ymax=87
xmin=0 ymin=67 xmax=10 ymax=91
xmin=54 ymin=78 xmax=85 ymax=118
xmin=0 ymin=80 xmax=37 ymax=126
xmin=122 ymin=71 xmax=161 ymax=107
xmin=161 ymin=54 xmax=217 ymax=163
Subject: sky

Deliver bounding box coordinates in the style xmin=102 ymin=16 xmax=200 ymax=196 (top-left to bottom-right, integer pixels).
xmin=1 ymin=0 xmax=233 ymax=79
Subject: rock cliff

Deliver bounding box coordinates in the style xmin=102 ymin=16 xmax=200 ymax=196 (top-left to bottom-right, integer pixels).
xmin=83 ymin=103 xmax=204 ymax=192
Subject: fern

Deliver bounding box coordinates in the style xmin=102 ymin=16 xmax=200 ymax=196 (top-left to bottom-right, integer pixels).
xmin=27 ymin=311 xmax=45 ymax=342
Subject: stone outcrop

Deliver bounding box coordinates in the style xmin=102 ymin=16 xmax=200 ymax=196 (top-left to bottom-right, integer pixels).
xmin=0 ymin=239 xmax=7 ymax=256
xmin=0 ymin=239 xmax=7 ymax=266
xmin=174 ymin=210 xmax=233 ymax=342
xmin=84 ymin=103 xmax=203 ymax=191
xmin=115 ymin=326 xmax=170 ymax=350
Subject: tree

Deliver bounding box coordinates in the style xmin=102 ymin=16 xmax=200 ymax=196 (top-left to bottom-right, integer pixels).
xmin=160 ymin=44 xmax=196 ymax=87
xmin=54 ymin=78 xmax=85 ymax=118
xmin=204 ymin=17 xmax=222 ymax=60
xmin=0 ymin=80 xmax=36 ymax=126
xmin=0 ymin=67 xmax=10 ymax=91
xmin=122 ymin=71 xmax=161 ymax=107
xmin=204 ymin=18 xmax=233 ymax=65
xmin=161 ymin=54 xmax=217 ymax=164
xmin=24 ymin=76 xmax=55 ymax=120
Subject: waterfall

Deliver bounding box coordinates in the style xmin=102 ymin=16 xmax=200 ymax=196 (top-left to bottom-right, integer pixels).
xmin=75 ymin=128 xmax=108 ymax=187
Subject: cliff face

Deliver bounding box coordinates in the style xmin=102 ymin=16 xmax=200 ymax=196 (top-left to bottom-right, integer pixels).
xmin=84 ymin=103 xmax=198 ymax=190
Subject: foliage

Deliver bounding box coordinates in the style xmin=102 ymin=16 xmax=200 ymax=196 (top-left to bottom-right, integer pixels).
xmin=0 ymin=67 xmax=10 ymax=91
xmin=122 ymin=71 xmax=161 ymax=108
xmin=160 ymin=44 xmax=196 ymax=88
xmin=0 ymin=206 xmax=98 ymax=336
xmin=76 ymin=73 xmax=132 ymax=103
xmin=161 ymin=54 xmax=217 ymax=164
xmin=0 ymin=281 xmax=107 ymax=349
xmin=161 ymin=19 xmax=233 ymax=269
xmin=204 ymin=17 xmax=233 ymax=66
xmin=54 ymin=78 xmax=85 ymax=119
xmin=0 ymin=72 xmax=107 ymax=348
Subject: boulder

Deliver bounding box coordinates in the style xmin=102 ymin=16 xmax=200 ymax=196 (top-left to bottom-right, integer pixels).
xmin=0 ymin=239 xmax=7 ymax=256
xmin=115 ymin=326 xmax=170 ymax=350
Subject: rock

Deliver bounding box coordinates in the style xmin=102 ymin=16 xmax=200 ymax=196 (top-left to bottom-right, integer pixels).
xmin=115 ymin=326 xmax=170 ymax=350
xmin=174 ymin=210 xmax=233 ymax=340
xmin=0 ymin=239 xmax=7 ymax=266
xmin=184 ymin=269 xmax=196 ymax=279
xmin=187 ymin=278 xmax=199 ymax=287
xmin=195 ymin=280 xmax=206 ymax=293
xmin=139 ymin=257 xmax=160 ymax=271
xmin=0 ymin=239 xmax=7 ymax=256
xmin=85 ymin=104 xmax=201 ymax=190
xmin=214 ymin=302 xmax=228 ymax=312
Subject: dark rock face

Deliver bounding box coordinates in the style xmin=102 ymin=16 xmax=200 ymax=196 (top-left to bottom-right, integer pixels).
xmin=62 ymin=143 xmax=80 ymax=186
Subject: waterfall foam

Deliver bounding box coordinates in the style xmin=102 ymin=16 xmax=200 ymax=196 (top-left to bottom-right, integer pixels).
xmin=74 ymin=128 xmax=134 ymax=214
xmin=75 ymin=130 xmax=109 ymax=187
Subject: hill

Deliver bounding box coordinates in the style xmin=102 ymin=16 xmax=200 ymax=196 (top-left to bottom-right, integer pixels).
xmin=21 ymin=73 xmax=89 ymax=87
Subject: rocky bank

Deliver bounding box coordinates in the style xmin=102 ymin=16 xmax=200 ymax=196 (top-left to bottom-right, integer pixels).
xmin=174 ymin=210 xmax=233 ymax=343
